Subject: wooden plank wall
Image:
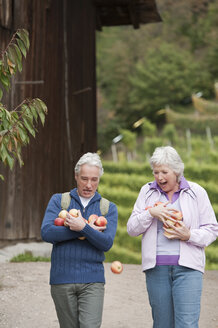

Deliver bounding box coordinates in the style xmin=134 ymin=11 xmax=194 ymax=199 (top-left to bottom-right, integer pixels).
xmin=0 ymin=0 xmax=97 ymax=241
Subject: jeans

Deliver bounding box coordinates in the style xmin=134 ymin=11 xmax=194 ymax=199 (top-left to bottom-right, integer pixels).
xmin=145 ymin=265 xmax=203 ymax=328
xmin=51 ymin=282 xmax=105 ymax=328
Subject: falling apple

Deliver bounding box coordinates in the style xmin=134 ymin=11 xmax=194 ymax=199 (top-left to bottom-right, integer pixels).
xmin=111 ymin=261 xmax=123 ymax=274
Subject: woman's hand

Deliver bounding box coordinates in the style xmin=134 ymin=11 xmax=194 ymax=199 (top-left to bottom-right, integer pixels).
xmin=65 ymin=210 xmax=86 ymax=231
xmin=149 ymin=202 xmax=174 ymax=226
xmin=163 ymin=220 xmax=191 ymax=241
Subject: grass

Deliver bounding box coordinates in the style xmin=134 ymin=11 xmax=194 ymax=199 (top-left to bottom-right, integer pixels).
xmin=9 ymin=246 xmax=218 ymax=270
xmin=10 ymin=251 xmax=50 ymax=262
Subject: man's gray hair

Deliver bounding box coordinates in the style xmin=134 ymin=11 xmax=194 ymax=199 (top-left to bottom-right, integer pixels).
xmin=74 ymin=152 xmax=104 ymax=177
xmin=149 ymin=146 xmax=184 ymax=181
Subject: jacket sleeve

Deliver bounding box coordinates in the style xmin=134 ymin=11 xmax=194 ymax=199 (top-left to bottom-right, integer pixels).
xmin=80 ymin=202 xmax=118 ymax=252
xmin=41 ymin=194 xmax=82 ymax=244
xmin=186 ymin=184 xmax=218 ymax=247
xmin=127 ymin=185 xmax=156 ymax=237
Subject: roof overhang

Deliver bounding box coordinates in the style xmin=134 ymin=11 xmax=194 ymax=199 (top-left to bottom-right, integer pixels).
xmin=94 ymin=0 xmax=162 ymax=30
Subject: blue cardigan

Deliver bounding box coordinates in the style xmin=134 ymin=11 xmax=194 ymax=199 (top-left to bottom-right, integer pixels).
xmin=41 ymin=188 xmax=118 ymax=284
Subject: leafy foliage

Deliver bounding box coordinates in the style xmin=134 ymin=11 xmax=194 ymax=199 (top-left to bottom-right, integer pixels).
xmin=97 ymin=0 xmax=218 ymax=153
xmin=0 ymin=29 xmax=47 ymax=180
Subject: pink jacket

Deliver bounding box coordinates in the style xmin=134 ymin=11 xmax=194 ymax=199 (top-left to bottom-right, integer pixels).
xmin=127 ymin=181 xmax=218 ymax=273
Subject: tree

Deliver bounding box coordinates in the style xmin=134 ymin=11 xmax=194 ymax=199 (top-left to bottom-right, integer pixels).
xmin=0 ymin=29 xmax=47 ymax=180
xmin=128 ymin=42 xmax=212 ymax=123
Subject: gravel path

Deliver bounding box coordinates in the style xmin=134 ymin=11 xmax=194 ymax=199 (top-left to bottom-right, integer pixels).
xmin=0 ymin=262 xmax=218 ymax=328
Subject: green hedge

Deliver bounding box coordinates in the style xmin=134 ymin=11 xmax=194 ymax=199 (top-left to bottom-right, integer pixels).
xmin=99 ymin=185 xmax=138 ymax=208
xmin=103 ymin=161 xmax=218 ymax=183
xmin=105 ymin=244 xmax=141 ymax=264
xmin=101 ymin=173 xmax=152 ymax=192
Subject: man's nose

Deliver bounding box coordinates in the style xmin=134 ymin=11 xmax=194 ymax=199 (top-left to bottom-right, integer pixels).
xmin=86 ymin=180 xmax=92 ymax=188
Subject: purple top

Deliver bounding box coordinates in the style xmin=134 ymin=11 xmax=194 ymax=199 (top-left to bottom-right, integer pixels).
xmin=149 ymin=177 xmax=190 ymax=266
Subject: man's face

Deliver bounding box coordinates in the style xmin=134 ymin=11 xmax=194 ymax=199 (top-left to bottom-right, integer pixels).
xmin=75 ymin=164 xmax=100 ymax=198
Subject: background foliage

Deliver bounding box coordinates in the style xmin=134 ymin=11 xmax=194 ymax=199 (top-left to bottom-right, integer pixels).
xmin=97 ymin=0 xmax=218 ymax=154
xmin=0 ymin=29 xmax=47 ymax=180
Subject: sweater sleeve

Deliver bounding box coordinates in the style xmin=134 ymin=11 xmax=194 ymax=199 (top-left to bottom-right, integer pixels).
xmin=80 ymin=202 xmax=118 ymax=252
xmin=187 ymin=185 xmax=218 ymax=247
xmin=41 ymin=194 xmax=82 ymax=243
xmin=127 ymin=185 xmax=156 ymax=237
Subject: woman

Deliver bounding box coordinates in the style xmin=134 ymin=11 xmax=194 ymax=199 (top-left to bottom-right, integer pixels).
xmin=127 ymin=146 xmax=218 ymax=328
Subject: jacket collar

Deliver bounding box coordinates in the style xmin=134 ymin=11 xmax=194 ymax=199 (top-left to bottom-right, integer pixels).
xmin=70 ymin=188 xmax=101 ymax=205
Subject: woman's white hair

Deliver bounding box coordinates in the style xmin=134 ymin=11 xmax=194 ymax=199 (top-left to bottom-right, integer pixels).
xmin=149 ymin=146 xmax=184 ymax=181
xmin=74 ymin=152 xmax=104 ymax=177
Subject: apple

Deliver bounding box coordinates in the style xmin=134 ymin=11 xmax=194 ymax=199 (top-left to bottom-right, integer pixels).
xmin=88 ymin=214 xmax=98 ymax=224
xmin=170 ymin=210 xmax=183 ymax=221
xmin=164 ymin=210 xmax=183 ymax=237
xmin=69 ymin=208 xmax=79 ymax=217
xmin=95 ymin=216 xmax=107 ymax=227
xmin=58 ymin=209 xmax=68 ymax=219
xmin=111 ymin=261 xmax=123 ymax=274
xmin=154 ymin=201 xmax=164 ymax=207
xmin=54 ymin=217 xmax=65 ymax=226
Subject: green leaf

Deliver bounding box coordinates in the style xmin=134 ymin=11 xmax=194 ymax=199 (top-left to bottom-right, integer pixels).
xmin=23 ymin=118 xmax=36 ymax=137
xmin=17 ymin=29 xmax=30 ymax=50
xmin=36 ymin=98 xmax=48 ymax=114
xmin=18 ymin=126 xmax=28 ymax=143
xmin=0 ymin=71 xmax=10 ymax=89
xmin=29 ymin=104 xmax=38 ymax=122
xmin=12 ymin=44 xmax=22 ymax=72
xmin=38 ymin=111 xmax=45 ymax=126
xmin=13 ymin=44 xmax=22 ymax=62
xmin=0 ymin=129 xmax=8 ymax=136
xmin=16 ymin=150 xmax=24 ymax=167
xmin=0 ymin=174 xmax=4 ymax=181
xmin=6 ymin=153 xmax=14 ymax=170
xmin=16 ymin=38 xmax=27 ymax=58
xmin=0 ymin=142 xmax=8 ymax=161
xmin=7 ymin=47 xmax=17 ymax=66
xmin=22 ymin=104 xmax=33 ymax=124
xmin=0 ymin=88 xmax=2 ymax=100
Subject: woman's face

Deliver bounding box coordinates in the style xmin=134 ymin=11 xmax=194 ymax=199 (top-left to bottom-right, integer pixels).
xmin=153 ymin=164 xmax=179 ymax=194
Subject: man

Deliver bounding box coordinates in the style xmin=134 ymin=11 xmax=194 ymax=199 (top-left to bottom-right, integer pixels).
xmin=41 ymin=152 xmax=118 ymax=328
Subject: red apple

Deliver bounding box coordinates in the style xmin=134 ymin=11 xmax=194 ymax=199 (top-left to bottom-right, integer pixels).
xmin=170 ymin=210 xmax=183 ymax=221
xmin=154 ymin=201 xmax=164 ymax=207
xmin=111 ymin=261 xmax=123 ymax=274
xmin=88 ymin=214 xmax=98 ymax=224
xmin=54 ymin=217 xmax=65 ymax=226
xmin=69 ymin=208 xmax=79 ymax=217
xmin=95 ymin=216 xmax=107 ymax=227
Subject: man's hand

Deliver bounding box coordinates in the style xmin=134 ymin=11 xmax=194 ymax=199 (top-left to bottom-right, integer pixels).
xmin=65 ymin=210 xmax=86 ymax=231
xmin=89 ymin=219 xmax=107 ymax=232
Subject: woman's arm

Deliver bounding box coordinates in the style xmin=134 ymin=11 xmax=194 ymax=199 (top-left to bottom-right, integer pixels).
xmin=127 ymin=185 xmax=158 ymax=236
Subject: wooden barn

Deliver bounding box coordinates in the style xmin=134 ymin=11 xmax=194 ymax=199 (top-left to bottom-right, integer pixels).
xmin=0 ymin=0 xmax=161 ymax=242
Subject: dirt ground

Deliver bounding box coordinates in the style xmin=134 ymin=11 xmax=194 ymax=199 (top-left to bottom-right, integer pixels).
xmin=0 ymin=262 xmax=218 ymax=328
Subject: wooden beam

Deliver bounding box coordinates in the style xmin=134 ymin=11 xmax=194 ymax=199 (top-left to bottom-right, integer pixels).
xmin=128 ymin=0 xmax=139 ymax=29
